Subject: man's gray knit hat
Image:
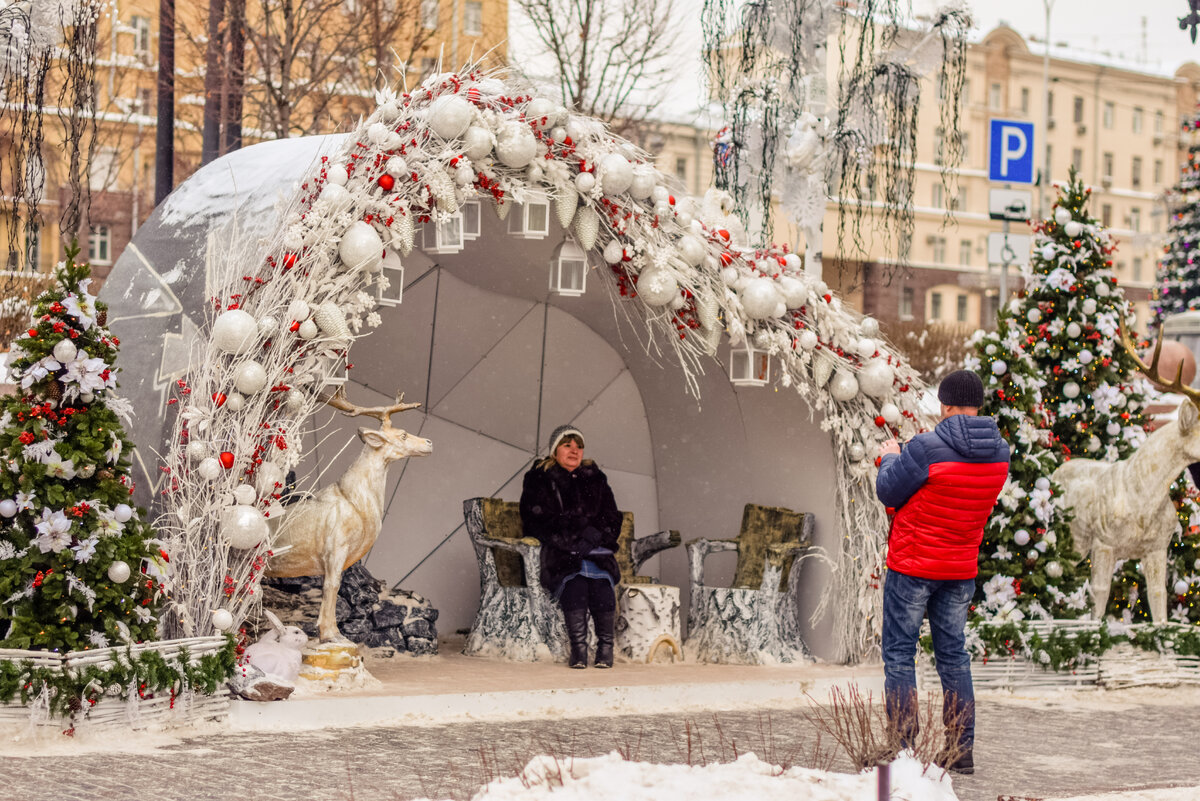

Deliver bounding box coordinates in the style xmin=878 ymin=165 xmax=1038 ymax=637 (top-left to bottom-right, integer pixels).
xmin=547 ymin=424 xmax=584 ymax=454
xmin=937 ymin=369 xmax=985 ymax=408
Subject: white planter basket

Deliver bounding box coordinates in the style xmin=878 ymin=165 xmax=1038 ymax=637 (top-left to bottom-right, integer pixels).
xmin=0 ymin=636 xmax=231 ymax=732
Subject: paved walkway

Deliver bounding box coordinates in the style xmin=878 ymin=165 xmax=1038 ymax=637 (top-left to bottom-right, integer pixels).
xmin=2 ymin=685 xmax=1198 ymax=800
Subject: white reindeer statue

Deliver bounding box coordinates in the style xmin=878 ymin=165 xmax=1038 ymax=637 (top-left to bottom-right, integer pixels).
xmin=265 ymin=387 xmax=432 ymax=641
xmin=1053 ymin=322 xmax=1200 ymax=622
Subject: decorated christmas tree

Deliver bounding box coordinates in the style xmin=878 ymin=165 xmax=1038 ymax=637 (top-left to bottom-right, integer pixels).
xmin=1153 ymin=107 xmax=1200 ymax=326
xmin=0 ymin=247 xmax=162 ymax=650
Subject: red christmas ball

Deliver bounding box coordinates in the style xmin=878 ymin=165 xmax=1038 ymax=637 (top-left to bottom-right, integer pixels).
xmin=874 ymin=415 xmax=886 ymax=427
xmin=377 ymin=174 xmax=395 ymax=191
xmin=212 ymin=392 xmax=227 ymax=407
xmin=219 ymin=451 xmax=235 ymax=469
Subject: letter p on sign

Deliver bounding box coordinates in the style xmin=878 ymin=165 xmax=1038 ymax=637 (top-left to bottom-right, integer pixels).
xmin=988 ymin=119 xmax=1035 ymax=185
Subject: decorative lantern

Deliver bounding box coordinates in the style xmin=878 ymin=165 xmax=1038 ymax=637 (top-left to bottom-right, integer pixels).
xmin=419 ymin=212 xmax=465 ymax=254
xmin=323 ymin=353 xmax=348 ymax=386
xmin=461 ymin=200 xmax=482 ymax=241
xmin=377 ymin=249 xmax=404 ymax=307
xmin=508 ymin=192 xmax=551 ymax=239
xmin=729 ymin=342 xmax=770 ymax=387
xmin=549 ymin=237 xmax=588 ymax=296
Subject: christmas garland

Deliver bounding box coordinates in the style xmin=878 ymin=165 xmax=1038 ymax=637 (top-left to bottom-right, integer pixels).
xmin=0 ymin=635 xmax=236 ymax=718
xmin=921 ymin=621 xmax=1200 ymax=673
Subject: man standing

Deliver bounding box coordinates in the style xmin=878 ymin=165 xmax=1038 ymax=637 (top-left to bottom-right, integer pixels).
xmin=875 ymin=369 xmax=1009 ymax=775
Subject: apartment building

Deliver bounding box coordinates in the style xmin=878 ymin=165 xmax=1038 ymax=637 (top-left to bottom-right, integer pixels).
xmin=8 ymin=0 xmax=508 ymax=285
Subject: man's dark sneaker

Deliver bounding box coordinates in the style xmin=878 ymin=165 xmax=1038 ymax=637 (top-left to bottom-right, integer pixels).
xmin=935 ymin=748 xmax=974 ymax=775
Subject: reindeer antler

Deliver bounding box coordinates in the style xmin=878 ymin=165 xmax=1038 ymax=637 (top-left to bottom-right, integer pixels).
xmin=319 ymin=386 xmax=421 ymax=429
xmin=1117 ymin=311 xmax=1200 ymax=406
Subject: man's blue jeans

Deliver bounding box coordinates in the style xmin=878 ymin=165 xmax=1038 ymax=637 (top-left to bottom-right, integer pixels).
xmin=881 ymin=570 xmax=975 ymax=752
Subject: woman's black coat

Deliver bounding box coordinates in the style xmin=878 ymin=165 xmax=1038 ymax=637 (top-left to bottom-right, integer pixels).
xmin=519 ymin=460 xmax=622 ymax=593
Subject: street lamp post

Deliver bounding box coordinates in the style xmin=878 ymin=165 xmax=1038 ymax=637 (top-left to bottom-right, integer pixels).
xmin=1040 ymin=0 xmax=1055 ymax=220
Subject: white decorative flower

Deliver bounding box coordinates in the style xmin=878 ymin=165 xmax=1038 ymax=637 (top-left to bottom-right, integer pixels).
xmin=87 ymin=631 xmax=110 ymax=648
xmin=93 ymin=507 xmax=124 ymax=537
xmin=366 ymin=312 xmax=382 ymax=328
xmin=133 ymin=606 xmax=153 ymax=624
xmin=33 ymin=508 xmax=72 ymax=553
xmin=105 ymin=431 xmax=123 ymax=465
xmin=992 ymin=544 xmax=1013 ymax=561
xmin=61 ymin=353 xmax=117 ymax=394
xmin=72 ymin=536 xmax=99 ymax=563
xmin=15 ymin=491 xmax=35 ymax=511
xmin=982 ymin=574 xmax=1017 ymax=610
xmin=21 ymin=438 xmax=56 ymax=461
xmin=43 ymin=451 xmax=77 ymax=480
xmin=61 ymin=291 xmax=97 ymax=330
xmin=0 ymin=541 xmax=15 ymax=560
xmin=1046 ymin=267 xmax=1076 ymax=291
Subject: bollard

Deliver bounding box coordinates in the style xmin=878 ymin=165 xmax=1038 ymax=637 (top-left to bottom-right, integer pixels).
xmin=877 ymin=760 xmax=890 ymax=800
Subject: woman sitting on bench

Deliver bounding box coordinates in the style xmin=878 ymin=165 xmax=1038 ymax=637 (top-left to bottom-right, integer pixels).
xmin=520 ymin=424 xmax=622 ymax=668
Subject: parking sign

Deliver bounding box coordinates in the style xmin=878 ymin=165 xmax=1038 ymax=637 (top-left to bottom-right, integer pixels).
xmin=988 ymin=119 xmax=1035 ymax=184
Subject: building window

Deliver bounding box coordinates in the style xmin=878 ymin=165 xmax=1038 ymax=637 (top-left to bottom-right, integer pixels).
xmin=1101 ymin=204 xmax=1112 ymax=227
xmin=131 ymin=15 xmax=151 ymax=57
xmin=1073 ymin=96 xmax=1084 ymax=124
xmin=135 ymin=87 xmax=153 ymax=115
xmin=932 ymin=236 xmax=946 ymax=264
xmin=1133 ymin=257 xmax=1143 ymax=282
xmin=931 ymin=291 xmax=943 ymax=321
xmin=959 ymin=239 xmax=972 ymax=266
xmin=953 ymin=187 xmax=966 ymax=210
xmin=1020 ymin=87 xmax=1030 ymax=114
xmin=1155 ymin=159 xmax=1164 ymax=184
xmin=1071 ymin=148 xmax=1083 ymax=171
xmin=421 ymin=0 xmax=438 ymax=29
xmin=88 ymin=225 xmax=112 ymax=265
xmin=89 ymin=147 xmax=118 ymax=191
xmin=959 ymin=131 xmax=969 ymax=160
xmin=1103 ymin=101 xmax=1114 ymax=129
xmin=1046 ymin=145 xmax=1052 ymax=178
xmin=960 ymin=78 xmax=970 ymax=107
xmin=674 ymin=157 xmax=687 ymax=182
xmin=1133 ymin=106 xmax=1143 ymax=134
xmin=1132 ymin=156 xmax=1142 ymax=188
xmin=934 ymin=127 xmax=944 ymax=165
xmin=931 ymin=183 xmax=943 ymax=209
xmin=464 ymin=0 xmax=482 ymax=36
xmin=956 ymin=294 xmax=968 ymax=324
xmin=900 ymin=287 xmax=914 ymax=320
xmin=989 ymin=83 xmax=1002 ymax=110
xmin=1129 ymin=207 xmax=1141 ymax=231
xmin=1155 ymin=109 xmax=1164 ymax=134
xmin=1102 ymin=152 xmax=1113 ymax=182
xmin=1047 ymin=90 xmax=1054 ymax=117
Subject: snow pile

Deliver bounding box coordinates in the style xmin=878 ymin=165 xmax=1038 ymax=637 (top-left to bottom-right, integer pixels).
xmin=419 ymin=751 xmax=958 ymax=801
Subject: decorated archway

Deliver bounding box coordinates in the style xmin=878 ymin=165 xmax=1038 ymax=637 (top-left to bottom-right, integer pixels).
xmin=104 ymin=69 xmax=930 ymax=662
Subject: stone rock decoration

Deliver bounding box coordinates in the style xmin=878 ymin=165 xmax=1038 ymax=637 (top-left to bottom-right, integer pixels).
xmin=260 ymin=563 xmax=439 ymax=655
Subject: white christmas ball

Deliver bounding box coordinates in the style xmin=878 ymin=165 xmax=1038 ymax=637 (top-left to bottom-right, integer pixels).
xmin=1066 ymin=322 xmax=1082 ymax=339
xmin=721 ymin=266 xmax=739 ymax=285
xmin=600 ymin=154 xmax=633 ymax=195
xmin=575 ymin=172 xmax=596 ymax=193
xmin=1064 ymin=220 xmax=1083 ymax=238
xmin=678 ymin=236 xmax=706 ymax=267
xmin=1063 ymin=381 xmax=1081 ymax=399
xmin=0 ymin=499 xmax=15 ymax=518
xmin=1096 ymin=282 xmax=1111 ymax=297
xmin=462 ymin=126 xmax=495 ymax=160
xmin=287 ymin=300 xmax=311 ymax=321
xmin=495 ymin=122 xmax=537 ymax=168
xmin=427 ymin=94 xmax=472 ymax=139
xmin=858 ymin=360 xmax=894 ymax=399
xmin=676 ymin=210 xmax=693 ymax=228
xmin=670 ymin=294 xmax=688 ymax=311
xmin=848 ymin=443 xmax=866 ymax=461
xmin=53 ymin=338 xmax=77 ymax=363
xmin=654 ymin=201 xmax=672 ymax=218
xmin=1087 ymin=435 xmax=1101 ymax=452
xmin=637 ymin=267 xmax=679 ymax=306
xmin=602 ymin=240 xmax=624 ymax=265
xmin=629 ymin=170 xmax=656 ymax=200
xmin=798 ymin=330 xmax=818 ymax=350
xmin=198 ymin=458 xmax=222 ymax=481
xmin=211 ymin=609 xmax=235 ymax=632
xmin=211 ymin=309 xmax=259 ymax=355
xmin=1027 ymin=550 xmax=1039 ymax=561
xmin=880 ymin=402 xmax=901 ymax=424
xmin=317 ymin=183 xmax=351 ymax=214
xmin=80 ymin=392 xmax=94 ymax=404
xmin=1195 ymin=559 xmax=1200 ymax=571
xmin=186 ymin=441 xmax=208 ymax=462
xmin=1027 ymin=308 xmax=1042 ymax=323
xmin=256 ymin=463 xmax=285 ymax=495
xmin=1106 ymin=421 xmax=1121 ymax=435
xmin=1176 ymin=580 xmax=1191 ymax=595
xmin=107 ymin=560 xmax=131 ymax=584
xmin=339 ymin=221 xmax=383 ymax=272
xmin=385 ymin=156 xmax=408 ymax=177
xmin=220 ymin=504 xmax=269 ymax=550
xmin=992 ymin=360 xmax=1008 ymax=376
xmin=258 ymin=316 xmax=278 ymax=336
xmin=233 ymin=484 xmax=257 ymax=506
xmin=783 ymin=253 xmax=803 ymax=272
xmin=772 ymin=300 xmax=786 ymax=318
xmin=860 ymin=317 xmax=880 ymax=338
xmin=1082 ymin=298 xmax=1097 ymax=314
xmin=113 ymin=503 xmax=133 ymax=523
xmin=1014 ymin=529 xmax=1031 ymax=546
xmin=1040 ymin=245 xmax=1056 ymax=261
xmin=78 ymin=463 xmax=96 ymax=478
xmin=652 ymin=185 xmax=670 ymax=205
xmin=326 ymin=163 xmax=349 ymax=186
xmin=740 ymin=279 xmax=783 ymax=319
xmin=829 ymin=370 xmax=860 ymax=402
xmin=985 ymin=344 xmax=997 ymax=355
xmin=777 ymin=277 xmax=808 ymax=308
xmin=234 ymin=360 xmax=268 ymax=395
xmin=855 ymin=338 xmax=877 ymax=359
xmin=298 ymin=319 xmax=319 ymax=340
xmin=550 ymin=126 xmax=566 ymax=142
xmin=456 ymin=164 xmax=475 ymax=185
xmin=225 ymin=392 xmax=246 ymax=412
xmin=1078 ymin=349 xmax=1094 ymax=365
xmin=525 ymin=97 xmax=556 ymax=128
xmin=1046 ymin=561 xmax=1063 ymax=578
xmin=1035 ymin=477 xmax=1050 ymax=491
xmin=1054 ymin=207 xmax=1072 ymax=226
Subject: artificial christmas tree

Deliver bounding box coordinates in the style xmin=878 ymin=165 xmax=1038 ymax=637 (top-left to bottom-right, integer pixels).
xmin=1153 ymin=107 xmax=1200 ymax=326
xmin=0 ymin=247 xmax=162 ymax=650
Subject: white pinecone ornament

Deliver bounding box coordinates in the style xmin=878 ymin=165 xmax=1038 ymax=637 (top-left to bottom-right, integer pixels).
xmin=495 ymin=198 xmax=511 ymax=221
xmin=812 ymin=352 xmax=834 ymax=387
xmin=572 ymin=205 xmax=600 ymax=251
xmin=391 ymin=209 xmax=414 ymax=256
xmin=429 ymin=168 xmax=458 ymax=213
xmin=312 ymin=301 xmax=352 ymax=340
xmin=554 ymin=188 xmax=578 ymax=228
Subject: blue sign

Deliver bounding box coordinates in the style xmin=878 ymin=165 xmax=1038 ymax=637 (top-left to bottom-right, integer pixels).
xmin=988 ymin=119 xmax=1035 ymax=184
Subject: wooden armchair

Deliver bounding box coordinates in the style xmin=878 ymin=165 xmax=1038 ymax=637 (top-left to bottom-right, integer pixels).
xmin=685 ymin=503 xmax=814 ymax=664
xmin=463 ymin=497 xmax=681 ymax=662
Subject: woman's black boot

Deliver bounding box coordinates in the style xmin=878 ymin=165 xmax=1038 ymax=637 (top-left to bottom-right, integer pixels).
xmin=564 ymin=608 xmax=590 ymax=668
xmin=593 ymin=609 xmax=615 ymax=668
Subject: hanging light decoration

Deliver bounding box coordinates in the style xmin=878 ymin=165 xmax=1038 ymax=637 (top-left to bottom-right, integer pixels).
xmin=549 ymin=236 xmax=588 ymax=296
xmin=376 ymin=249 xmax=404 ymax=307
xmin=461 ymin=200 xmax=482 ymax=240
xmin=509 ymin=192 xmax=552 ymax=239
xmin=728 ymin=342 xmax=770 ymax=387
xmin=420 ymin=212 xmax=465 ymax=254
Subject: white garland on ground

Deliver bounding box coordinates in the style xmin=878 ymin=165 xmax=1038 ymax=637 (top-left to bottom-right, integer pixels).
xmin=157 ymin=66 xmax=931 ymax=662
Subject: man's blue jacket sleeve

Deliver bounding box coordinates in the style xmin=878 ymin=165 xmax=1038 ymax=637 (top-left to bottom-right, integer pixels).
xmin=875 ymin=436 xmax=930 ymax=509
